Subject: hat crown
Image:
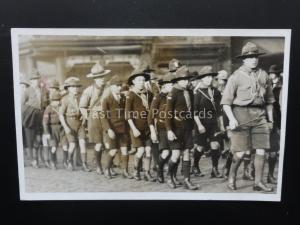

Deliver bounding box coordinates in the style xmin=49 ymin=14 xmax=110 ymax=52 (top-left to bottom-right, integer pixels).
xmin=169 ymin=58 xmax=181 ymax=71
xmin=30 ymin=69 xmax=41 ymax=79
xmin=242 ymin=42 xmax=259 ymax=55
xmin=64 ymin=77 xmax=81 ymax=86
xmin=49 ymin=79 xmax=60 ymax=87
xmin=91 ymin=62 xmax=106 ymax=74
xmin=199 ymin=66 xmax=214 ymax=75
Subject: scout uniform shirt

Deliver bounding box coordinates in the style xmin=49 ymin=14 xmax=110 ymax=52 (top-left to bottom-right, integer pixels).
xmin=193 ymin=87 xmax=222 ymax=127
xmin=101 ymin=91 xmax=127 ymax=134
xmin=147 ymin=92 xmax=168 ymax=130
xmin=79 ymin=83 xmax=104 ymax=117
xmin=165 ymin=85 xmax=194 ymax=131
xmin=125 ymin=89 xmax=153 ymax=132
xmin=43 ymin=104 xmax=61 ymax=133
xmin=221 ymin=65 xmax=275 ymax=106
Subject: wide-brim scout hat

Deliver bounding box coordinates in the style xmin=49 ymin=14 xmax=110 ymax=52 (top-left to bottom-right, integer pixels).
xmin=86 ymin=62 xmax=111 ymax=78
xmin=143 ymin=65 xmax=156 ymax=74
xmin=127 ymin=70 xmax=150 ymax=85
xmin=169 ymin=58 xmax=182 ymax=72
xmin=236 ymin=42 xmax=265 ymax=59
xmin=217 ymin=70 xmax=229 ymax=80
xmin=191 ymin=66 xmax=218 ymax=81
xmin=64 ymin=77 xmax=82 ymax=89
xmin=49 ymin=79 xmax=60 ymax=89
xmin=158 ymin=73 xmax=174 ymax=85
xmin=30 ymin=69 xmax=41 ymax=80
xmin=170 ymin=65 xmax=193 ymax=82
xmin=108 ymin=75 xmax=124 ymax=86
xmin=269 ymin=64 xmax=282 ymax=74
xmin=50 ymin=92 xmax=61 ymax=101
xmin=19 ymin=75 xmax=31 ymax=86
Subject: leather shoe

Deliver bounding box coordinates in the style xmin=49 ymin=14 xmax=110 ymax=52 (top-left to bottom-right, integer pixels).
xmin=267 ymin=175 xmax=277 ymax=184
xmin=167 ymin=179 xmax=176 ymax=189
xmin=183 ymin=179 xmax=198 ymax=190
xmin=253 ymin=182 xmax=274 ymax=192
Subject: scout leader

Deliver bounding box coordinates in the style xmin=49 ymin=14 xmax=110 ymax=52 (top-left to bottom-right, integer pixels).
xmin=267 ymin=64 xmax=283 ymax=184
xmin=192 ymin=66 xmax=224 ymax=178
xmin=101 ymin=76 xmax=133 ymax=180
xmin=79 ymin=62 xmax=110 ymax=175
xmin=22 ymin=70 xmax=48 ymax=168
xmin=148 ymin=74 xmax=174 ymax=183
xmin=165 ymin=65 xmax=198 ymax=190
xmin=125 ymin=71 xmax=155 ymax=182
xmin=221 ymin=42 xmax=275 ymax=192
xmin=59 ymin=77 xmax=91 ymax=172
xmin=42 ymin=92 xmax=62 ymax=169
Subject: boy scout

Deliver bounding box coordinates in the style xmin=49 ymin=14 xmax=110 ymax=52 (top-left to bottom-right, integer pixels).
xmin=192 ymin=66 xmax=223 ymax=178
xmin=42 ymin=92 xmax=62 ymax=169
xmin=59 ymin=77 xmax=91 ymax=172
xmin=22 ymin=70 xmax=48 ymax=168
xmin=148 ymin=75 xmax=173 ymax=183
xmin=221 ymin=42 xmax=275 ymax=192
xmin=125 ymin=71 xmax=155 ymax=181
xmin=267 ymin=64 xmax=283 ymax=184
xmin=79 ymin=62 xmax=110 ymax=175
xmin=101 ymin=76 xmax=133 ymax=179
xmin=165 ymin=66 xmax=198 ymax=190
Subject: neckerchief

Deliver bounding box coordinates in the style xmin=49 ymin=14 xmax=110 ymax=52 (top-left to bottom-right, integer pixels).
xmin=197 ymin=87 xmax=216 ymax=110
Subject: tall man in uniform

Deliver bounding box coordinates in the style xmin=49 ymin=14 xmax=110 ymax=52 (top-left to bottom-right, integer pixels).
xmin=165 ymin=66 xmax=198 ymax=190
xmin=59 ymin=77 xmax=91 ymax=172
xmin=101 ymin=76 xmax=133 ymax=179
xmin=221 ymin=42 xmax=275 ymax=192
xmin=125 ymin=71 xmax=155 ymax=181
xmin=79 ymin=62 xmax=110 ymax=175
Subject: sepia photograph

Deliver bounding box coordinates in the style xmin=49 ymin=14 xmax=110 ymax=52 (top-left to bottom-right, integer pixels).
xmin=11 ymin=29 xmax=291 ymax=201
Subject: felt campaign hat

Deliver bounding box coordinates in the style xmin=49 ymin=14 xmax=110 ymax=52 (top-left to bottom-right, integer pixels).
xmin=190 ymin=66 xmax=218 ymax=81
xmin=64 ymin=77 xmax=82 ymax=89
xmin=86 ymin=62 xmax=111 ymax=78
xmin=19 ymin=75 xmax=31 ymax=86
xmin=236 ymin=42 xmax=265 ymax=59
xmin=268 ymin=64 xmax=282 ymax=74
xmin=30 ymin=69 xmax=41 ymax=80
xmin=170 ymin=65 xmax=193 ymax=82
xmin=127 ymin=70 xmax=150 ymax=85
xmin=49 ymin=79 xmax=60 ymax=89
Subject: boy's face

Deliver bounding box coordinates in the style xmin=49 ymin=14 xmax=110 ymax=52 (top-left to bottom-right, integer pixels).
xmin=201 ymin=75 xmax=213 ymax=87
xmin=162 ymin=83 xmax=173 ymax=93
xmin=111 ymin=84 xmax=122 ymax=94
xmin=177 ymin=79 xmax=189 ymax=88
xmin=243 ymin=56 xmax=259 ymax=69
xmin=217 ymin=78 xmax=227 ymax=86
xmin=132 ymin=76 xmax=145 ymax=89
xmin=269 ymin=73 xmax=278 ymax=80
xmin=68 ymin=86 xmax=80 ymax=95
xmin=94 ymin=77 xmax=105 ymax=87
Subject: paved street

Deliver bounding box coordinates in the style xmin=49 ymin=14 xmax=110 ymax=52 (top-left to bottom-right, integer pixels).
xmin=23 ymin=149 xmax=278 ymax=194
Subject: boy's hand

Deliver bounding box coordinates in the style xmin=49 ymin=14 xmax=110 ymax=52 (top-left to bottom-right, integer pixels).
xmin=107 ymin=128 xmax=116 ymax=139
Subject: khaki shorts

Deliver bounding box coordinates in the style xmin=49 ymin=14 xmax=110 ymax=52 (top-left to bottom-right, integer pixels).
xmin=66 ymin=117 xmax=86 ymax=143
xmin=129 ymin=129 xmax=152 ymax=148
xmin=230 ymin=106 xmax=270 ymax=152
xmin=87 ymin=115 xmax=103 ymax=144
xmin=104 ymin=132 xmax=129 ymax=150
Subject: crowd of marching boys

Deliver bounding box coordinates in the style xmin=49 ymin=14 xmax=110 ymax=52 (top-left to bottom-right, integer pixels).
xmin=20 ymin=42 xmax=282 ymax=191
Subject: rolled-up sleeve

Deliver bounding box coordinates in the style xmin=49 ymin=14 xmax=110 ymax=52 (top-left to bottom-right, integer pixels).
xmin=221 ymin=75 xmax=237 ymax=105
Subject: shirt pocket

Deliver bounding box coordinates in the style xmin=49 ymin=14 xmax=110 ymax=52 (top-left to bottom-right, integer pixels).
xmin=237 ymin=86 xmax=253 ymax=101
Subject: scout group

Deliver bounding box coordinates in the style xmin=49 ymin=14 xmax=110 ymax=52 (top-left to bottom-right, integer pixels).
xmin=20 ymin=42 xmax=282 ymax=192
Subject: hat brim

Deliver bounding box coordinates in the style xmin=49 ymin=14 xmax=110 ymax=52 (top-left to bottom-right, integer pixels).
xmin=30 ymin=76 xmax=41 ymax=80
xmin=191 ymin=73 xmax=218 ymax=81
xmin=171 ymin=75 xmax=194 ymax=83
xmin=235 ymin=52 xmax=265 ymax=59
xmin=20 ymin=81 xmax=31 ymax=86
xmin=143 ymin=69 xmax=155 ymax=73
xmin=64 ymin=84 xmax=82 ymax=90
xmin=269 ymin=69 xmax=282 ymax=74
xmin=127 ymin=73 xmax=150 ymax=85
xmin=86 ymin=69 xmax=111 ymax=78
